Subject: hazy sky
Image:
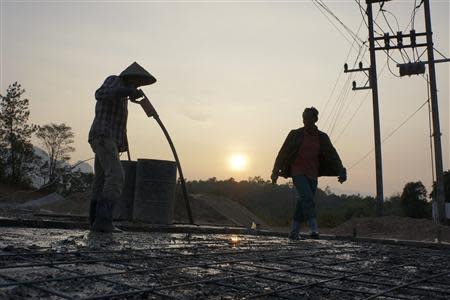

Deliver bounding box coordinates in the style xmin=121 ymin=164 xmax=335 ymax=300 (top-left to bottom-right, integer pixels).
xmin=1 ymin=0 xmax=449 ymax=196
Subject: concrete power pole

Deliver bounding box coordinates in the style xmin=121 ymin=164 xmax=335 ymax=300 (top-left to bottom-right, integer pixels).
xmin=423 ymin=0 xmax=447 ymax=224
xmin=345 ymin=0 xmax=385 ymax=216
xmin=366 ymin=0 xmax=384 ymax=217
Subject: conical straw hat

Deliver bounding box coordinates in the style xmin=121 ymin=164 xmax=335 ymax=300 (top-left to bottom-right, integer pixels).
xmin=119 ymin=62 xmax=157 ymax=86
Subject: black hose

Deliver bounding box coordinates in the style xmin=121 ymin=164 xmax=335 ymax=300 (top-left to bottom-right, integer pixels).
xmin=131 ymin=93 xmax=194 ymax=225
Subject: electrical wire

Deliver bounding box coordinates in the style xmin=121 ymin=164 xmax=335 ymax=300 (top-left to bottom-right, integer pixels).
xmin=321 ymin=43 xmax=366 ymax=130
xmin=332 ymin=61 xmax=388 ymax=144
xmin=311 ymin=0 xmax=363 ymax=53
xmin=404 ymin=0 xmax=424 ymax=32
xmin=319 ymin=19 xmax=366 ymax=116
xmin=312 ymin=2 xmax=370 ymax=127
xmin=433 ymin=47 xmax=449 ymax=60
xmin=349 ymin=98 xmax=429 ymax=170
xmin=326 ymin=46 xmax=368 ymax=135
xmin=386 ymin=51 xmax=401 ymax=78
xmin=380 ymin=6 xmax=411 ymax=63
xmin=314 ymin=0 xmax=365 ymax=45
xmin=355 ymin=0 xmax=402 ymax=67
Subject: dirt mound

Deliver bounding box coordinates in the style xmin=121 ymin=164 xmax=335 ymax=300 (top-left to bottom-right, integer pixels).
xmin=330 ymin=216 xmax=450 ymax=242
xmin=190 ymin=194 xmax=268 ymax=229
xmin=38 ymin=192 xmax=91 ymax=215
xmin=0 ymin=184 xmax=48 ymax=207
xmin=173 ymin=193 xmax=233 ymax=225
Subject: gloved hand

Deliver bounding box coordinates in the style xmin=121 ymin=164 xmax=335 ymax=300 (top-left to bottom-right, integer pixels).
xmin=129 ymin=88 xmax=144 ymax=100
xmin=338 ymin=168 xmax=347 ymax=184
xmin=271 ymin=172 xmax=278 ymax=185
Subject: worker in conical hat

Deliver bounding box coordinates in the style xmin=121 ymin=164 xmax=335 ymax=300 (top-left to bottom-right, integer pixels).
xmin=88 ymin=62 xmax=156 ymax=232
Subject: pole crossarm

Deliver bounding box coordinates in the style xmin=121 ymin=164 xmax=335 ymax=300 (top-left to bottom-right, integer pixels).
xmin=344 ymin=62 xmax=372 ymax=90
xmin=372 ymin=31 xmax=427 ymax=41
xmin=353 ymin=86 xmax=372 ymax=91
xmin=374 ymin=43 xmax=427 ymax=51
xmin=371 ymin=30 xmax=428 ymax=51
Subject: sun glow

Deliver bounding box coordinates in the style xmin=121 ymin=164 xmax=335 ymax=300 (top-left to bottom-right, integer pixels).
xmin=228 ymin=154 xmax=248 ymax=172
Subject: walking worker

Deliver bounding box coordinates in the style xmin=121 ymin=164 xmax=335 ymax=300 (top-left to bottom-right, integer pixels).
xmin=271 ymin=107 xmax=347 ymax=240
xmin=88 ymin=62 xmax=156 ymax=232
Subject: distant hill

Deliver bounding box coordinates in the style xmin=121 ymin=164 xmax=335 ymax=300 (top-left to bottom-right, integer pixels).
xmin=30 ymin=146 xmax=93 ymax=188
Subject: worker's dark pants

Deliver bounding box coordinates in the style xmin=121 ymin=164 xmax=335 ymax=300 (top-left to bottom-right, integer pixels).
xmin=89 ymin=137 xmax=125 ymax=229
xmin=292 ymin=175 xmax=318 ymax=228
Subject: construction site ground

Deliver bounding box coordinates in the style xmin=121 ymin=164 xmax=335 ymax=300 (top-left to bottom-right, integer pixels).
xmin=1 ymin=186 xmax=450 ymax=298
xmin=1 ymin=223 xmax=450 ymax=299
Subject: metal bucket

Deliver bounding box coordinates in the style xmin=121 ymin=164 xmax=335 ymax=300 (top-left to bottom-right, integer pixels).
xmin=133 ymin=159 xmax=177 ymax=224
xmin=113 ymin=160 xmax=137 ymax=221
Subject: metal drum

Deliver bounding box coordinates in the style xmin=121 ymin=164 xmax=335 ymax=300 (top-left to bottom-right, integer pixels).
xmin=113 ymin=160 xmax=137 ymax=221
xmin=133 ymin=159 xmax=177 ymax=224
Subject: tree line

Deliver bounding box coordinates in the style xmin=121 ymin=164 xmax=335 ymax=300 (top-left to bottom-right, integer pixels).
xmin=184 ymin=174 xmax=449 ymax=227
xmin=0 ymin=82 xmax=92 ymax=194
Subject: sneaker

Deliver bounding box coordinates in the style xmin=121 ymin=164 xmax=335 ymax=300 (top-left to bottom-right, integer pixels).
xmin=288 ymin=231 xmax=301 ymax=241
xmin=310 ymin=232 xmax=320 ymax=239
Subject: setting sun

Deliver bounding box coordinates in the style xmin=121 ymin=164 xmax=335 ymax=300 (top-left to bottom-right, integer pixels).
xmin=228 ymin=154 xmax=248 ymax=172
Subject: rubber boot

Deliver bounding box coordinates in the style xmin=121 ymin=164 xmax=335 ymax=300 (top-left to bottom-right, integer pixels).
xmin=91 ymin=196 xmax=114 ymax=233
xmin=88 ymin=197 xmax=98 ymax=228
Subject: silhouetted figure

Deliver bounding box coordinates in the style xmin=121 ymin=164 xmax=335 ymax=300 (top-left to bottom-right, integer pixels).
xmin=88 ymin=62 xmax=156 ymax=232
xmin=271 ymin=107 xmax=347 ymax=240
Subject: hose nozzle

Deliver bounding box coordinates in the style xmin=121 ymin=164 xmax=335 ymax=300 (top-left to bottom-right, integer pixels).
xmin=130 ymin=90 xmax=158 ymax=118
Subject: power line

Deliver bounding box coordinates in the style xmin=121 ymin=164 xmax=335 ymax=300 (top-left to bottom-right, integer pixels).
xmin=349 ymin=98 xmax=429 ymax=170
xmin=319 ymin=19 xmax=365 ymax=117
xmin=333 ymin=61 xmax=388 ymax=144
xmin=355 ymin=0 xmax=402 ymax=68
xmin=311 ymin=0 xmax=360 ymax=51
xmin=433 ymin=47 xmax=449 ymax=60
xmin=322 ymin=44 xmax=366 ymax=130
xmin=327 ymin=47 xmax=368 ymax=135
xmin=380 ymin=6 xmax=411 ymax=63
xmin=404 ymin=0 xmax=424 ymax=32
xmin=320 ymin=5 xmax=379 ymax=129
xmin=314 ymin=0 xmax=365 ymax=45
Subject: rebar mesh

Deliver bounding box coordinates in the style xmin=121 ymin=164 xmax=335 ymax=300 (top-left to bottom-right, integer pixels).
xmin=0 ymin=227 xmax=449 ymax=299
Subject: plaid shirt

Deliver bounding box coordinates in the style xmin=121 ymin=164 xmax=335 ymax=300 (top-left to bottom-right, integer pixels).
xmin=89 ymin=75 xmax=131 ymax=152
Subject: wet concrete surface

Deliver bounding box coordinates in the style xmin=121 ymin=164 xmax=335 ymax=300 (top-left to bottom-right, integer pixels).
xmin=0 ymin=227 xmax=449 ymax=299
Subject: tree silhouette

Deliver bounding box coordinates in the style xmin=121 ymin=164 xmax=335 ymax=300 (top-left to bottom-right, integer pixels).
xmin=430 ymin=170 xmax=450 ymax=203
xmin=400 ymin=181 xmax=430 ymax=218
xmin=36 ymin=123 xmax=75 ymax=184
xmin=0 ymin=82 xmax=37 ymax=185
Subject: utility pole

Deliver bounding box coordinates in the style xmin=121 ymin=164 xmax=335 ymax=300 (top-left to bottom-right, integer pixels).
xmin=346 ymin=0 xmax=448 ymax=223
xmin=423 ymin=0 xmax=446 ymax=224
xmin=345 ymin=0 xmax=385 ymax=216
xmin=366 ymin=0 xmax=384 ymax=217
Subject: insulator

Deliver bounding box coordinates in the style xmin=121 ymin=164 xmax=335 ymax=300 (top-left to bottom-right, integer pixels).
xmin=397 ymin=31 xmax=403 ymax=47
xmin=410 ymin=30 xmax=416 ymax=48
xmin=384 ymin=33 xmax=390 ymax=49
